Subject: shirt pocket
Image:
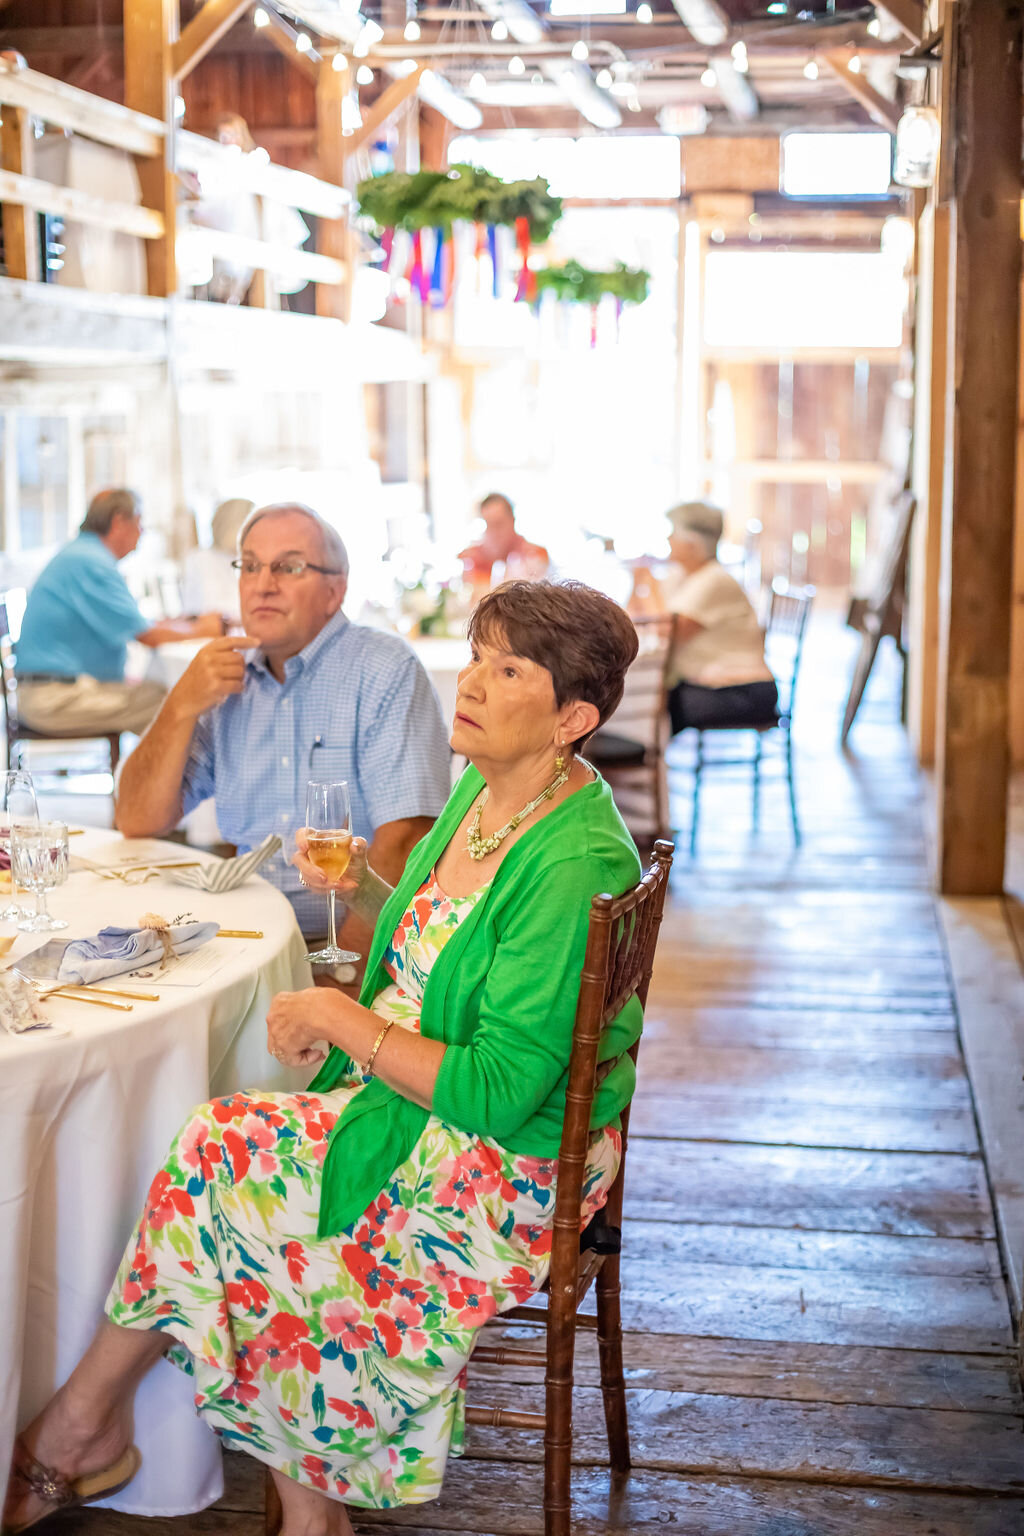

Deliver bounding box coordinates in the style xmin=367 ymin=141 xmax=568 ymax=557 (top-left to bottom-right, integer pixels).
xmin=307 ymin=744 xmax=353 ymax=781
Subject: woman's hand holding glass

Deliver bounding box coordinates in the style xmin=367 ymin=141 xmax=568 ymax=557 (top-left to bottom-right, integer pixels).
xmin=303 ymin=779 xmax=361 ymax=966
xmin=294 ymin=828 xmax=369 ymax=902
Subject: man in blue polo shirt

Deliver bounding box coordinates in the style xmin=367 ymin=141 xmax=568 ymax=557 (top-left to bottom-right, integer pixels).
xmin=16 ymin=487 xmax=223 ymax=737
xmin=115 ymin=502 xmax=451 ymax=953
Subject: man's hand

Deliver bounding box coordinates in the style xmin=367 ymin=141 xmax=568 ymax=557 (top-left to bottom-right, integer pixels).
xmin=191 ymin=612 xmax=228 ymax=639
xmin=168 ymin=635 xmax=258 ymax=723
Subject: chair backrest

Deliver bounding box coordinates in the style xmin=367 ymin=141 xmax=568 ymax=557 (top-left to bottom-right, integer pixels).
xmin=599 ymin=614 xmax=675 ymax=753
xmin=764 ymin=583 xmax=814 ymax=721
xmin=0 ymin=591 xmax=23 ymax=738
xmin=547 ymin=839 xmax=674 ymax=1302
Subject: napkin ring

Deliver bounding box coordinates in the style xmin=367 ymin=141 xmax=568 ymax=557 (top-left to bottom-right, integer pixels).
xmin=139 ymin=912 xmax=176 ymax=969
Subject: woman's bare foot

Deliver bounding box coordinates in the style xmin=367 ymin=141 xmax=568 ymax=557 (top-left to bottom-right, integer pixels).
xmin=271 ymin=1467 xmax=356 ymax=1536
xmin=2 ymin=1385 xmax=132 ymax=1532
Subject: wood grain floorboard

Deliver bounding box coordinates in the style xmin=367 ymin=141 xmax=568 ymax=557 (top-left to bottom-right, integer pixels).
xmin=631 ymin=1093 xmax=982 ymax=1153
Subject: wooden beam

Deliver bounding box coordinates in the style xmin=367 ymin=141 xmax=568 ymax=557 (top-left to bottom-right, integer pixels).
xmin=124 ymin=0 xmax=178 ymax=298
xmin=315 ymin=58 xmax=351 ymax=322
xmin=821 ymin=50 xmax=900 ymax=133
xmin=172 ymin=0 xmax=251 ymax=80
xmin=876 ymin=0 xmax=925 ymax=45
xmin=936 ymin=0 xmax=1023 ymax=894
xmin=0 ymin=169 xmax=165 ymax=239
xmin=0 ymin=109 xmax=40 ymax=282
xmin=0 ymin=66 xmax=165 ymax=156
xmin=342 ymin=66 xmax=425 ymax=160
xmin=263 ymin=21 xmax=320 ymax=82
xmin=177 ymin=130 xmax=349 ymax=218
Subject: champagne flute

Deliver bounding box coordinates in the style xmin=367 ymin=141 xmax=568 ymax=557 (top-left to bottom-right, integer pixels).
xmin=12 ymin=819 xmax=69 ymax=932
xmin=305 ymin=779 xmax=360 ymax=965
xmin=0 ymin=770 xmax=38 ymax=920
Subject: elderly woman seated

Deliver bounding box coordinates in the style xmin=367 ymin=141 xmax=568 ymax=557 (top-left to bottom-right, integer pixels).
xmin=633 ymin=501 xmax=778 ymax=733
xmin=4 ymin=581 xmax=642 ymax=1536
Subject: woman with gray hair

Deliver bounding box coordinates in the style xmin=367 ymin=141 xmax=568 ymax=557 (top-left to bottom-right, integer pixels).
xmin=632 ymin=501 xmax=777 ymax=733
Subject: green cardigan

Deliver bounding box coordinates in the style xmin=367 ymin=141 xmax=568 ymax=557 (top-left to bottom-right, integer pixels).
xmin=308 ymin=766 xmax=643 ymax=1237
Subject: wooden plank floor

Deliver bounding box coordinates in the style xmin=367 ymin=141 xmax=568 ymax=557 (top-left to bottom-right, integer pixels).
xmin=55 ymin=615 xmax=1024 ymax=1533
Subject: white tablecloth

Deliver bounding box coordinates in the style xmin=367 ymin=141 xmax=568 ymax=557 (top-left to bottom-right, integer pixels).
xmin=0 ymin=830 xmax=314 ymax=1516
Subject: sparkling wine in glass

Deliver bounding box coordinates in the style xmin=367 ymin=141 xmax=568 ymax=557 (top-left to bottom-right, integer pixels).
xmin=0 ymin=770 xmax=39 ymax=920
xmin=12 ymin=819 xmax=69 ymax=932
xmin=305 ymin=779 xmax=360 ymax=965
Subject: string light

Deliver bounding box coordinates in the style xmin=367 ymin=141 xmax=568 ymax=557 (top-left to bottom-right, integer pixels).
xmin=731 ymin=40 xmax=748 ymax=73
xmin=356 ymin=63 xmax=374 ymax=84
xmin=508 ymin=54 xmax=525 ymax=74
xmin=332 ymin=51 xmax=348 ymax=71
xmin=253 ymin=6 xmax=269 ymax=25
xmin=867 ymin=16 xmax=881 ymax=36
xmin=404 ymin=18 xmax=420 ymax=39
xmin=849 ymin=53 xmax=862 ymax=72
xmin=803 ymin=58 xmax=818 ymax=80
xmin=700 ymin=66 xmax=717 ymax=87
xmin=491 ymin=18 xmax=509 ymax=40
xmin=469 ymin=70 xmax=486 ymax=92
xmin=571 ymin=39 xmax=589 ymax=60
xmin=296 ymin=31 xmax=312 ymax=51
xmin=596 ymin=67 xmax=613 ymax=88
xmin=636 ymin=3 xmax=653 ymax=22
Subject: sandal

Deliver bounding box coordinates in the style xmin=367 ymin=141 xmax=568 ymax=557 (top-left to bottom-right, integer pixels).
xmin=2 ymin=1442 xmax=141 ymax=1534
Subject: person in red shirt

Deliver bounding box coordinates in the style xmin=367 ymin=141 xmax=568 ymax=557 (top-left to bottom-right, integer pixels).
xmin=459 ymin=493 xmax=549 ymax=589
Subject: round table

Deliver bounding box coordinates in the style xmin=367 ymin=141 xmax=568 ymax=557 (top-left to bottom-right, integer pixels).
xmin=0 ymin=830 xmax=315 ymax=1517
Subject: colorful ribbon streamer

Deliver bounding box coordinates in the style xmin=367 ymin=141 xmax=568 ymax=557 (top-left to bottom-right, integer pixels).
xmin=380 ymin=227 xmax=395 ymax=273
xmin=513 ymin=215 xmax=531 ymax=303
xmin=410 ymin=229 xmax=429 ymax=303
xmin=487 ymin=224 xmax=499 ymax=298
xmin=429 ymin=226 xmax=445 ymax=308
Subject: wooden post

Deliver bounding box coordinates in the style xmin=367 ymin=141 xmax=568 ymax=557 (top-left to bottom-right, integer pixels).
xmin=124 ymin=0 xmax=178 ymax=297
xmin=0 ymin=108 xmax=40 ymax=281
xmin=935 ymin=0 xmax=1023 ymax=894
xmin=315 ymin=57 xmax=351 ymax=322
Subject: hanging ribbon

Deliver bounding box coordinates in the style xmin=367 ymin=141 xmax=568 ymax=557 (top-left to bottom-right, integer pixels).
xmin=474 ymin=222 xmax=487 ymax=293
xmin=410 ymin=229 xmax=429 ymax=304
xmin=429 ymin=226 xmax=445 ymax=308
xmin=590 ymin=302 xmax=599 ymax=349
xmin=444 ymin=225 xmax=457 ymax=306
xmin=487 ymin=224 xmax=499 ymax=298
xmin=380 ymin=227 xmax=395 ymax=273
xmin=615 ymin=296 xmax=623 ymax=341
xmin=513 ymin=215 xmax=531 ymax=302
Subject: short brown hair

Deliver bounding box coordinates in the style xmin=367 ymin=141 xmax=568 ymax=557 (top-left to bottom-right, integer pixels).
xmin=469 ymin=580 xmax=638 ymax=749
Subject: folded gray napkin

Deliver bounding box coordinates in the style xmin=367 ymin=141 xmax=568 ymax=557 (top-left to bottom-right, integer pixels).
xmin=57 ymin=920 xmax=219 ymax=985
xmin=167 ymin=834 xmax=282 ymax=893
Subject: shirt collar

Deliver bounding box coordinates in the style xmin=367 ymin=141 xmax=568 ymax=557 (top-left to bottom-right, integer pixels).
xmin=246 ymin=607 xmax=349 ymax=683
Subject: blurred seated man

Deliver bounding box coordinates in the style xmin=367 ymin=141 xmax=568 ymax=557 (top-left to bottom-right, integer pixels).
xmin=16 ymin=487 xmax=224 ymax=739
xmin=115 ymin=502 xmax=451 ymax=955
xmin=459 ymin=492 xmax=549 ymax=590
xmin=632 ymin=501 xmax=777 ymax=733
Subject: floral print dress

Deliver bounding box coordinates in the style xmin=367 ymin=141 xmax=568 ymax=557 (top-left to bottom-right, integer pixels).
xmin=106 ymin=873 xmax=622 ymax=1510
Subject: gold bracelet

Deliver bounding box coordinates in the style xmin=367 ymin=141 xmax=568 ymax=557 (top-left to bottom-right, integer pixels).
xmin=364 ymin=1021 xmax=394 ymax=1077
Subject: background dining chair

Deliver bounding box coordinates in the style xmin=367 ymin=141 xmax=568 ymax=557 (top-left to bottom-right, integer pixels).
xmin=681 ymin=582 xmax=814 ymax=856
xmin=0 ymin=590 xmax=122 ymax=777
xmin=584 ymin=614 xmax=676 ymax=843
xmin=263 ymin=839 xmax=675 ymax=1536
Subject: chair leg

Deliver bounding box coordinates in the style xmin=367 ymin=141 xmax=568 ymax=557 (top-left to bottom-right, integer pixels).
xmin=108 ymin=733 xmax=121 ymax=777
xmin=543 ymin=1306 xmax=575 ymax=1536
xmin=595 ymin=1255 xmax=631 ymax=1476
xmin=264 ymin=1466 xmax=282 ymax=1535
xmin=751 ymin=733 xmax=763 ymax=835
xmin=786 ymin=729 xmax=801 ymax=846
xmin=689 ymin=732 xmax=703 ymax=858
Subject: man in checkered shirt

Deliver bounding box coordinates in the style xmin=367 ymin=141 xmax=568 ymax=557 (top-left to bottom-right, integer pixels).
xmin=115 ymin=503 xmax=451 ymax=957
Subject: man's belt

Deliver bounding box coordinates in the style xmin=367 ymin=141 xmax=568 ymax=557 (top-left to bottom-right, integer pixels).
xmin=17 ymin=673 xmax=76 ymax=684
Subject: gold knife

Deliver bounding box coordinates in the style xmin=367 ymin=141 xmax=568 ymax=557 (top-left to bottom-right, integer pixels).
xmin=216 ymin=929 xmax=264 ymax=938
xmin=43 ymin=988 xmax=133 ymax=1011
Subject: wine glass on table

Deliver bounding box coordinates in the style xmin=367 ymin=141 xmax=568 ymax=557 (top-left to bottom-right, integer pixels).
xmin=12 ymin=819 xmax=69 ymax=932
xmin=0 ymin=770 xmax=39 ymax=920
xmin=305 ymin=779 xmax=360 ymax=965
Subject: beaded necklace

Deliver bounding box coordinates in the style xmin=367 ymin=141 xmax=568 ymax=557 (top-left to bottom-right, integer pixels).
xmin=465 ymin=756 xmax=571 ymax=861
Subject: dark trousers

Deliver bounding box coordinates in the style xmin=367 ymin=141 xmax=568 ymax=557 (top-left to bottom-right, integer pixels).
xmin=669 ymin=679 xmax=779 ymax=735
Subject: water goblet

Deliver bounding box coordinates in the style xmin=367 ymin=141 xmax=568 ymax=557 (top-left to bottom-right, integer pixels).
xmin=305 ymin=778 xmax=360 ymax=965
xmin=0 ymin=770 xmax=38 ymax=920
xmin=12 ymin=820 xmax=69 ymax=932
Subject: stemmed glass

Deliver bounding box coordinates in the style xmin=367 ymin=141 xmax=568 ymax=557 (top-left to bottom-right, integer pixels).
xmin=12 ymin=820 xmax=69 ymax=932
xmin=305 ymin=778 xmax=360 ymax=965
xmin=0 ymin=770 xmax=39 ymax=920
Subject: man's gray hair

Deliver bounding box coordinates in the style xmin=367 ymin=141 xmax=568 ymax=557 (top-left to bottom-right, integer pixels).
xmin=667 ymin=500 xmax=723 ymax=561
xmin=80 ymin=487 xmax=140 ymax=536
xmin=239 ymin=502 xmax=349 ymax=580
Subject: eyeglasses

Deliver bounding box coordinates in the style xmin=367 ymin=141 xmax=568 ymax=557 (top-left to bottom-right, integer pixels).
xmin=231 ymin=558 xmax=342 ymax=580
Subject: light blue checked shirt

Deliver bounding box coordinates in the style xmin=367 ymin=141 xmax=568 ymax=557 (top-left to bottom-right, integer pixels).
xmin=180 ymin=610 xmax=452 ymax=936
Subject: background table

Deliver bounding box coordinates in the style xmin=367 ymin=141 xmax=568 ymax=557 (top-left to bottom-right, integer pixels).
xmin=0 ymin=830 xmax=315 ymax=1517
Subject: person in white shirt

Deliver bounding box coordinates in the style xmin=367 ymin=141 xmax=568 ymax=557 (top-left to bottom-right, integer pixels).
xmin=632 ymin=501 xmax=778 ymax=733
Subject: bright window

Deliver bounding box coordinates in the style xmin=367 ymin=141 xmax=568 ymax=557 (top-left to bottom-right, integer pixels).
xmin=782 ymin=131 xmax=893 ymax=197
xmin=449 ymin=133 xmax=680 ymax=200
xmin=703 ymin=251 xmax=906 ymax=350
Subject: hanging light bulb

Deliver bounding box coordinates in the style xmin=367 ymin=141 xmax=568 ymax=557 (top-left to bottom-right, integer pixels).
xmin=731 ymin=41 xmax=748 ymax=73
xmin=700 ymin=66 xmax=717 ymax=88
xmin=867 ymin=16 xmax=881 ymax=36
xmin=893 ymin=104 xmax=940 ymax=187
xmin=596 ymin=67 xmax=613 ymax=88
xmin=296 ymin=31 xmax=312 ymax=51
xmin=803 ymin=58 xmax=818 ymax=80
xmin=571 ymin=39 xmax=589 ymax=60
xmin=627 ymin=91 xmax=642 ymax=112
xmin=636 ymin=2 xmax=653 ymax=21
xmin=404 ymin=17 xmax=420 ymax=39
xmin=491 ymin=18 xmax=509 ymax=40
xmin=174 ymin=94 xmax=186 ymax=119
xmin=332 ymin=51 xmax=348 ymax=71
xmin=253 ymin=6 xmax=269 ymax=25
xmin=356 ymin=63 xmax=374 ymax=84
xmin=469 ymin=70 xmax=486 ymax=93
xmin=531 ymin=71 xmax=544 ymax=86
xmin=508 ymin=53 xmax=525 ymax=74
xmin=848 ymin=53 xmax=862 ymax=73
